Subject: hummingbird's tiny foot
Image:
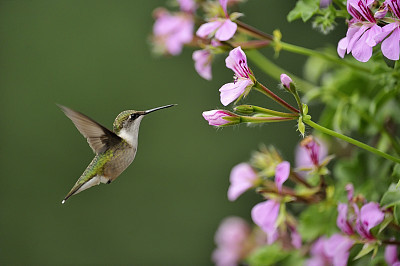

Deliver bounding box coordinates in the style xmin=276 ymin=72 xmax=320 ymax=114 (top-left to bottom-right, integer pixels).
xmin=62 ymin=200 xmax=66 ymax=204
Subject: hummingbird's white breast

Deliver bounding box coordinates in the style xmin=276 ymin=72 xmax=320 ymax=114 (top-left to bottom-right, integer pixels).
xmin=117 ymin=116 xmax=144 ymax=148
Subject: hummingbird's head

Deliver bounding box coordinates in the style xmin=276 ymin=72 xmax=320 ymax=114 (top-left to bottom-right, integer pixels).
xmin=113 ymin=104 xmax=176 ymax=135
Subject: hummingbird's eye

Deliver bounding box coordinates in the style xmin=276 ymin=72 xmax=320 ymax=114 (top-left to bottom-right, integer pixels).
xmin=130 ymin=113 xmax=139 ymax=120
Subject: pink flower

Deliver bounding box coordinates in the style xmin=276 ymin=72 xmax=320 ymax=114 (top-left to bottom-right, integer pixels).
xmin=177 ymin=0 xmax=197 ymax=13
xmin=212 ymin=216 xmax=251 ymax=266
xmin=324 ymin=234 xmax=355 ymax=266
xmin=219 ymin=46 xmax=254 ymax=106
xmin=385 ymin=243 xmax=400 ymax=266
xmin=337 ymin=203 xmax=355 ymax=235
xmin=306 ymin=234 xmax=354 ymax=266
xmin=193 ymin=49 xmax=213 ymax=80
xmin=196 ymin=0 xmax=237 ymax=41
xmin=355 ymin=202 xmax=384 ymax=240
xmin=374 ymin=1 xmax=400 ymax=60
xmin=337 ymin=0 xmax=382 ymax=62
xmin=227 ymin=163 xmax=258 ymax=201
xmin=202 ymin=110 xmax=239 ymax=126
xmin=280 ymin=74 xmax=293 ymax=90
xmin=275 ymin=161 xmax=290 ymax=192
xmin=251 ymin=200 xmax=280 ymax=244
xmin=152 ymin=10 xmax=194 ymax=56
xmin=295 ymin=136 xmax=328 ymax=171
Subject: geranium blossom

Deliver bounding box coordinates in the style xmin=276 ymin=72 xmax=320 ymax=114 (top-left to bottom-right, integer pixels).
xmin=219 ymin=46 xmax=254 ymax=106
xmin=337 ymin=0 xmax=382 ymax=62
xmin=295 ymin=136 xmax=328 ymax=171
xmin=355 ymin=202 xmax=384 ymax=240
xmin=212 ymin=217 xmax=251 ymax=266
xmin=152 ymin=10 xmax=194 ymax=56
xmin=374 ymin=0 xmax=400 ymax=60
xmin=306 ymin=234 xmax=354 ymax=266
xmin=196 ymin=0 xmax=237 ymax=41
xmin=202 ymin=110 xmax=239 ymax=126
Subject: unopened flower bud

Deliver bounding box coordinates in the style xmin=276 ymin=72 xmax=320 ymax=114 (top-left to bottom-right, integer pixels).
xmin=202 ymin=110 xmax=240 ymax=126
xmin=280 ymin=74 xmax=292 ymax=90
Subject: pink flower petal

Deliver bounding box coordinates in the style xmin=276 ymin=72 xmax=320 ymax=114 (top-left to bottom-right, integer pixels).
xmin=337 ymin=203 xmax=354 ymax=235
xmin=385 ymin=244 xmax=399 ymax=266
xmin=359 ymin=202 xmax=384 ymax=232
xmin=219 ymin=0 xmax=228 ymax=15
xmin=351 ymin=30 xmax=373 ymax=62
xmin=337 ymin=37 xmax=348 ymax=58
xmin=202 ymin=110 xmax=234 ymax=126
xmin=196 ymin=20 xmax=223 ymax=39
xmin=275 ymin=161 xmax=290 ymax=192
xmin=280 ymin=74 xmax=293 ymax=89
xmin=382 ymin=26 xmax=400 ymax=60
xmin=193 ymin=50 xmax=212 ymax=80
xmin=251 ymin=200 xmax=280 ymax=244
xmin=324 ymin=234 xmax=354 ymax=266
xmin=365 ymin=24 xmax=382 ymax=46
xmin=215 ymin=19 xmax=237 ymax=41
xmin=225 ymin=46 xmax=248 ymax=78
xmin=219 ymin=79 xmax=252 ymax=106
xmin=347 ymin=25 xmax=368 ymax=53
xmin=227 ymin=163 xmax=257 ymax=201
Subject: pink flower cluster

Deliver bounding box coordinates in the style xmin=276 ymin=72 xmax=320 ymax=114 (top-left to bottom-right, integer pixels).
xmin=336 ymin=184 xmax=385 ymax=240
xmin=250 ymin=162 xmax=301 ymax=248
xmin=306 ymin=234 xmax=354 ymax=266
xmin=338 ymin=0 xmax=400 ymax=62
xmin=193 ymin=0 xmax=238 ymax=80
xmin=152 ymin=0 xmax=195 ymax=55
xmin=212 ymin=217 xmax=251 ymax=266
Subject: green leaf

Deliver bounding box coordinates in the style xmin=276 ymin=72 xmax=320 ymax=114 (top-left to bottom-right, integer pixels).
xmin=246 ymin=244 xmax=288 ymax=266
xmin=353 ymin=243 xmax=376 ymax=260
xmin=381 ymin=183 xmax=400 ymax=207
xmin=287 ymin=0 xmax=319 ymax=22
xmin=394 ymin=204 xmax=400 ymax=224
xmin=298 ymin=203 xmax=337 ymax=241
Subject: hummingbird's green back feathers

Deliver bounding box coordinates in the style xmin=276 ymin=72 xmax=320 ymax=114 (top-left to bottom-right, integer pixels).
xmin=58 ymin=104 xmax=121 ymax=154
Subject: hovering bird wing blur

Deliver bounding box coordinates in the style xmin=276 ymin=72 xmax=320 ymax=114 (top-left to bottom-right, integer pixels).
xmin=58 ymin=104 xmax=122 ymax=154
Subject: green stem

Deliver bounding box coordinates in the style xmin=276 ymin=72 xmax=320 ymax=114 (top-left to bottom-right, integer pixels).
xmin=254 ymin=81 xmax=299 ymax=114
xmin=246 ymin=49 xmax=316 ymax=92
xmin=279 ymin=42 xmax=371 ymax=73
xmin=304 ymin=119 xmax=400 ymax=164
xmin=293 ymin=90 xmax=304 ymax=116
xmin=236 ymin=105 xmax=299 ymax=118
xmin=230 ymin=40 xmax=271 ymax=49
xmin=240 ymin=116 xmax=296 ymax=123
xmin=236 ymin=20 xmax=273 ymax=41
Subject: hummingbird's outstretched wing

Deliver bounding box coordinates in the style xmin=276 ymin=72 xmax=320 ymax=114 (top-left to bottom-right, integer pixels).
xmin=58 ymin=105 xmax=122 ymax=154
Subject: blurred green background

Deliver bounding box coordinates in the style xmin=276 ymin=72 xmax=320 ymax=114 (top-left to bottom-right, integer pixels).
xmin=0 ymin=1 xmax=342 ymax=264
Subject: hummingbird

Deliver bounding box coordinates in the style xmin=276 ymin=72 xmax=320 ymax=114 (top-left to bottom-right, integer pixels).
xmin=58 ymin=103 xmax=176 ymax=204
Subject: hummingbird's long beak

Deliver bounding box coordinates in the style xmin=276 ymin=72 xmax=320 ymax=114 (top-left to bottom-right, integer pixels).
xmin=144 ymin=104 xmax=176 ymax=115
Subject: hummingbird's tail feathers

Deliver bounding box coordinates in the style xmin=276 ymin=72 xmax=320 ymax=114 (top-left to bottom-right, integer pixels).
xmin=61 ymin=176 xmax=103 ymax=204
